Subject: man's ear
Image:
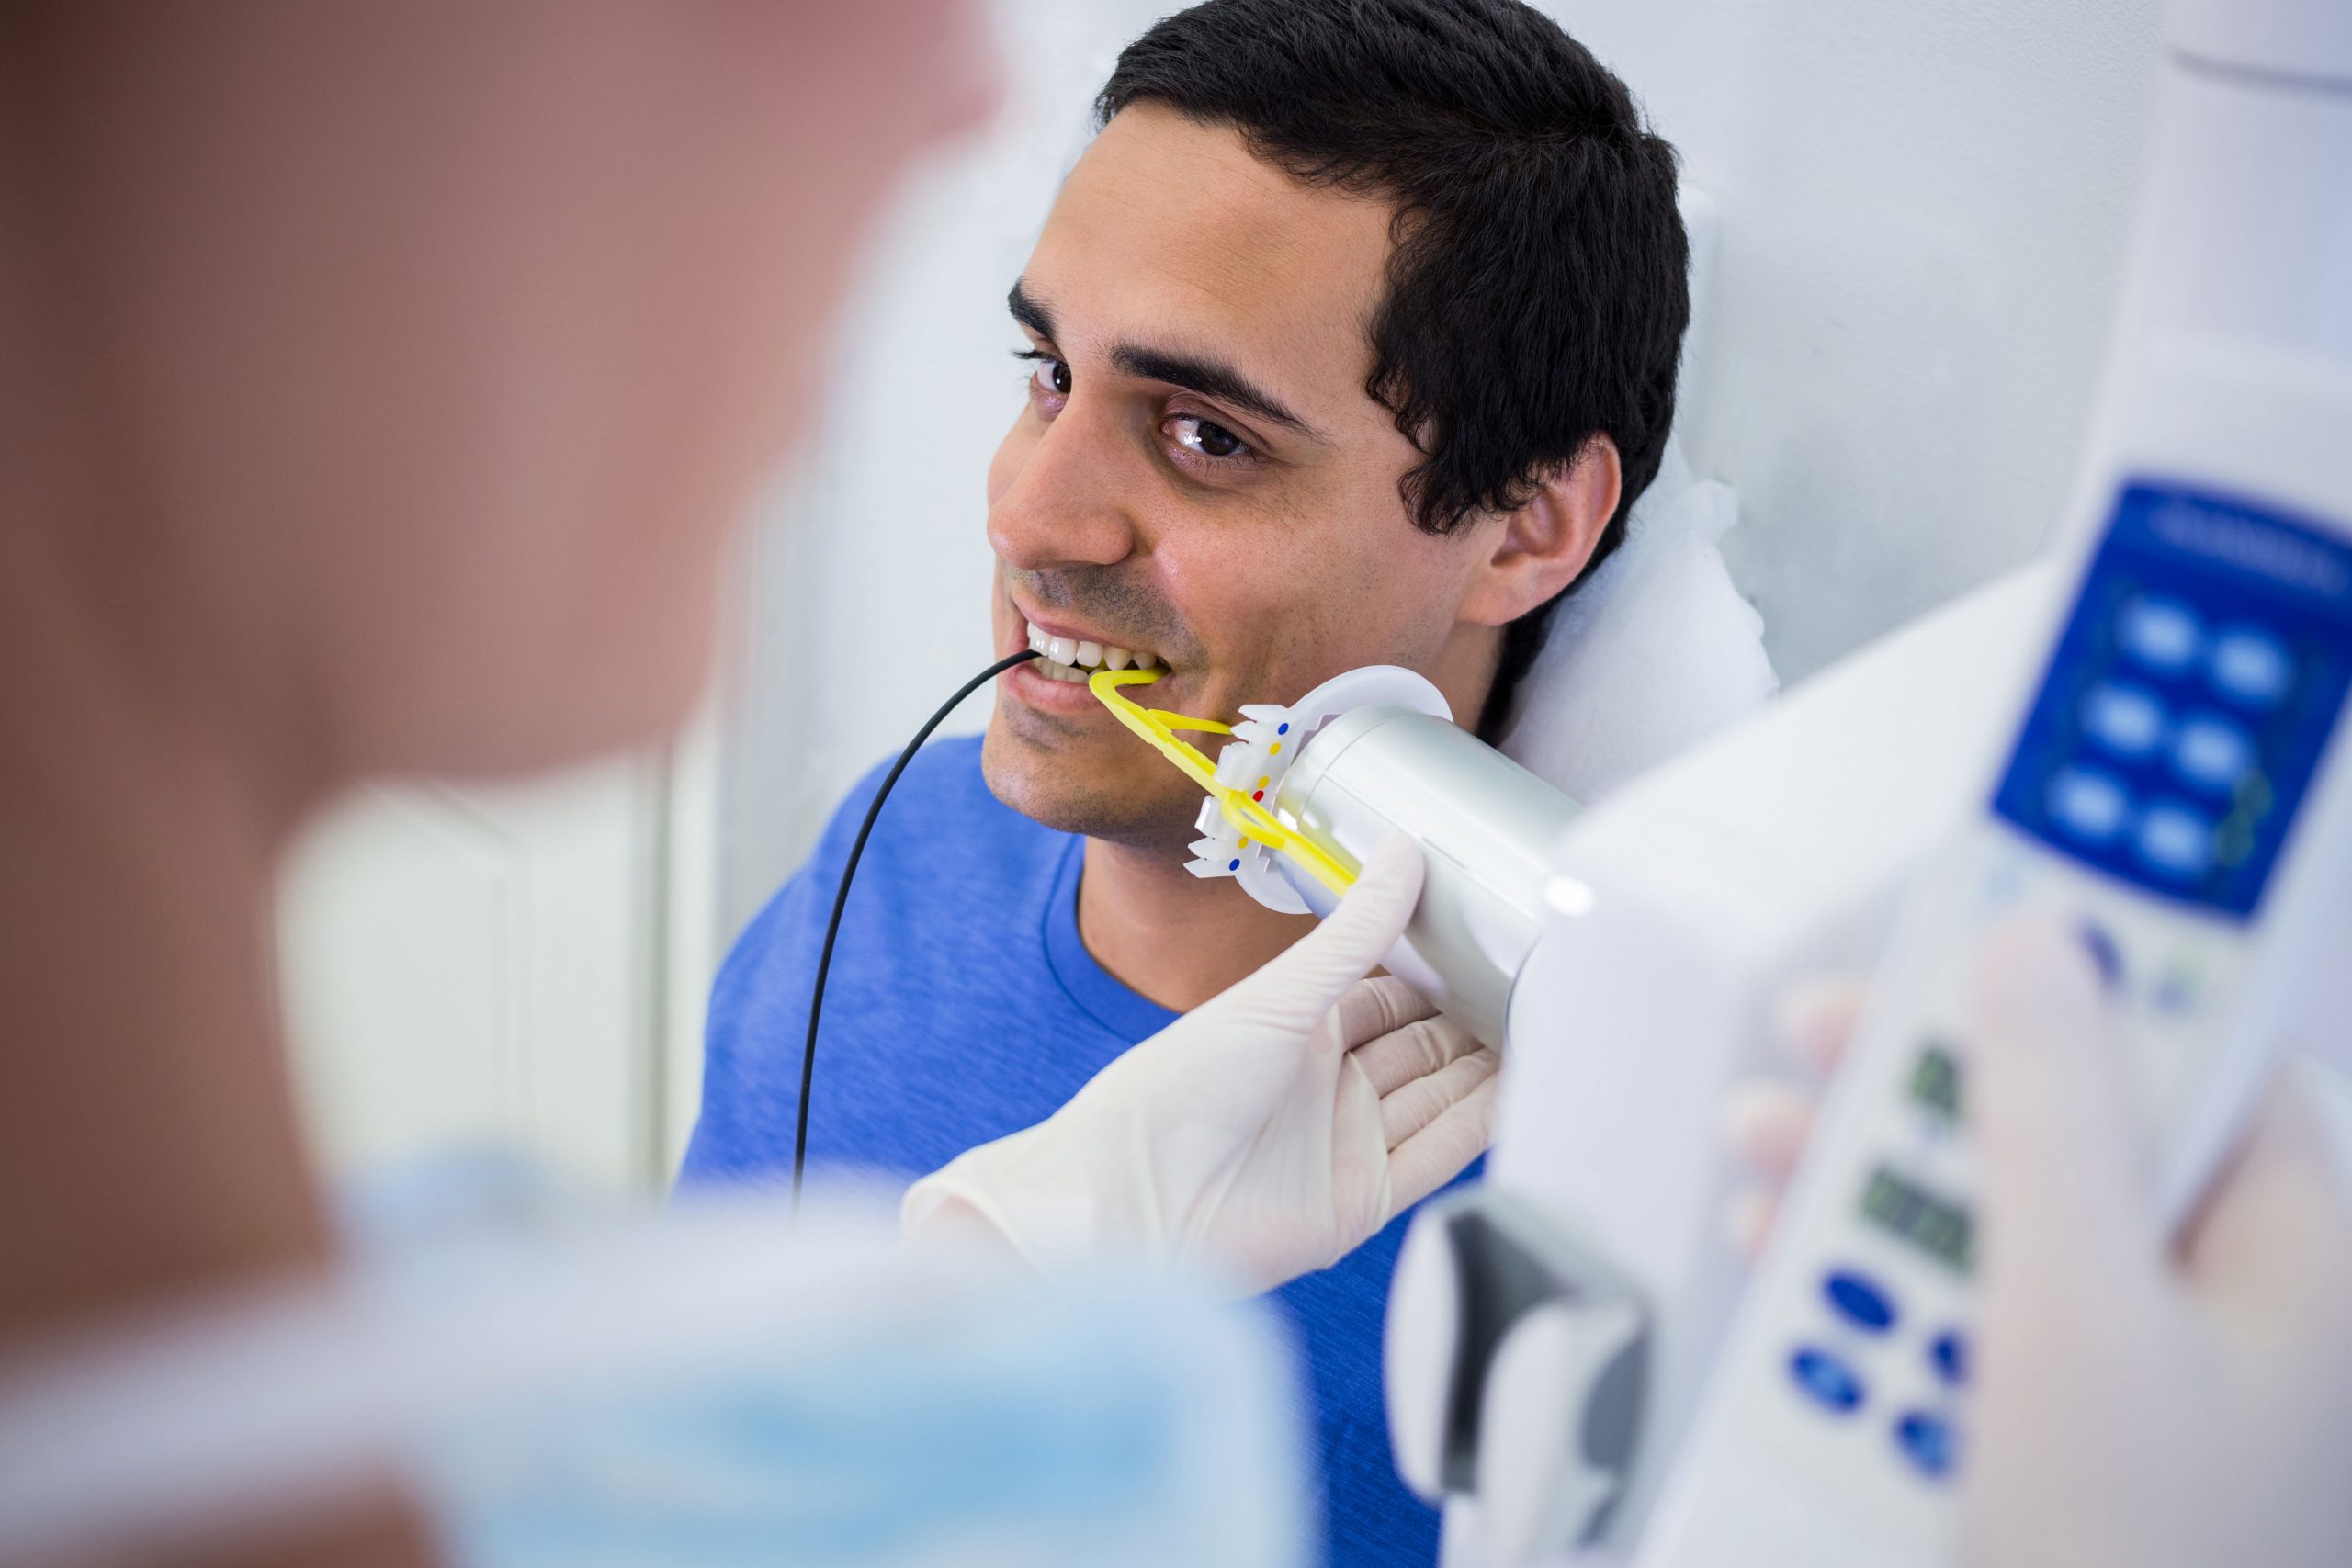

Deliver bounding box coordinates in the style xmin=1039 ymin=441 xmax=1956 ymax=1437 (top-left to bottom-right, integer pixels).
xmin=1457 ymin=437 xmax=1623 ymax=627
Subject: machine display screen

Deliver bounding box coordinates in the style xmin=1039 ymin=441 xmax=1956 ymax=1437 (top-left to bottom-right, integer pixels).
xmin=1909 ymin=1043 xmax=1962 ymax=1122
xmin=1860 ymin=1165 xmax=1973 ymax=1274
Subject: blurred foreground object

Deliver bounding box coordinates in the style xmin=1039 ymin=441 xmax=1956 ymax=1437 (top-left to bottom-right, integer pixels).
xmin=0 ymin=2 xmax=991 ymax=1559
xmin=1959 ymin=930 xmax=2352 ymax=1568
xmin=1717 ymin=955 xmax=2352 ymax=1568
xmin=0 ymin=1190 xmax=1308 ymax=1567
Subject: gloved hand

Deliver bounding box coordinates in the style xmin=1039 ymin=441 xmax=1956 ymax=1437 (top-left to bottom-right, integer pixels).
xmin=1724 ymin=924 xmax=2352 ymax=1568
xmin=902 ymin=835 xmax=1498 ymax=1292
xmin=1961 ymin=921 xmax=2352 ymax=1568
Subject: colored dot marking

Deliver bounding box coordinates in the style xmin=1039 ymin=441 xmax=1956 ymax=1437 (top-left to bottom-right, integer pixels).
xmin=1270 ymin=742 xmax=1283 ymax=755
xmin=1227 ymin=859 xmax=1240 ymax=872
xmin=1277 ymin=723 xmax=1289 ymax=735
xmin=1238 ymin=837 xmax=1250 ymax=848
xmin=1252 ymin=790 xmax=1264 ymax=801
xmin=1258 ymin=777 xmax=1271 ymax=788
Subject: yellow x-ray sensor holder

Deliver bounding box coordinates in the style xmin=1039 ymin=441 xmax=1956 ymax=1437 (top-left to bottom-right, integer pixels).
xmin=1090 ymin=667 xmax=1360 ymax=898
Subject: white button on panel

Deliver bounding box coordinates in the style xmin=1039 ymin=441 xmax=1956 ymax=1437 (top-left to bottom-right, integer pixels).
xmin=2079 ymin=681 xmax=2169 ymax=760
xmin=2046 ymin=766 xmax=2132 ymax=844
xmin=2171 ymin=715 xmax=2255 ymax=794
xmin=2135 ymin=801 xmax=2216 ymax=880
xmin=2207 ymin=624 xmax=2294 ymax=707
xmin=2118 ymin=594 xmax=2203 ymax=674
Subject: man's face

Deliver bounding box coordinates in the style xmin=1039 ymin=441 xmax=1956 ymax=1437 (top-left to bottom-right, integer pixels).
xmin=983 ymin=104 xmax=1498 ymax=846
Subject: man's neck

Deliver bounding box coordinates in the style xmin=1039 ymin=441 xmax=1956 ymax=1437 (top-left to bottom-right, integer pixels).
xmin=1075 ymin=832 xmax=1317 ymax=1013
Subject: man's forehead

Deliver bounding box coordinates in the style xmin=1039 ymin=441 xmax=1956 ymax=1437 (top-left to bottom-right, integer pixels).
xmin=1022 ymin=104 xmax=1393 ymax=400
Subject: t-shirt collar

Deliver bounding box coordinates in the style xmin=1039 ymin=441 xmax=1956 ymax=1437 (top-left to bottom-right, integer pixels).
xmin=1042 ymin=835 xmax=1181 ymax=1041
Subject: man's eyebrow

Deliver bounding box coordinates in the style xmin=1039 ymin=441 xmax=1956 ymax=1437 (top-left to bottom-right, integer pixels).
xmin=1010 ymin=276 xmax=1320 ymax=441
xmin=1110 ymin=343 xmax=1319 ymax=439
xmin=1006 ymin=279 xmax=1055 ymax=341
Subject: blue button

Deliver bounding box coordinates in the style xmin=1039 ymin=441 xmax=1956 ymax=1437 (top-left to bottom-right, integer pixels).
xmin=1894 ymin=1410 xmax=1959 ymax=1479
xmin=2046 ymin=766 xmax=2132 ymax=844
xmin=1788 ymin=1347 xmax=1865 ymax=1414
xmin=2117 ymin=594 xmax=2203 ymax=674
xmin=2208 ymin=625 xmax=2294 ymax=707
xmin=2171 ymin=715 xmax=2255 ymax=795
xmin=2078 ymin=682 xmax=2167 ymax=759
xmin=1928 ymin=1329 xmax=1967 ymax=1387
xmin=1822 ymin=1269 xmax=1898 ymax=1333
xmin=2135 ymin=801 xmax=2214 ymax=881
xmin=2075 ymin=920 xmax=2125 ymax=989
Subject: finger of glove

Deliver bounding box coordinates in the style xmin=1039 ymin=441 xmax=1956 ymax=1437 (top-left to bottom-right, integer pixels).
xmin=1379 ymin=1043 xmax=1498 ymax=1148
xmin=1345 ymin=987 xmax=1466 ymax=1094
xmin=1719 ymin=1080 xmax=1816 ymax=1183
xmin=1386 ymin=1077 xmax=1499 ymax=1211
xmin=2178 ymin=1067 xmax=2352 ymax=1337
xmin=1766 ymin=974 xmax=1869 ymax=1075
xmin=1326 ymin=975 xmax=1441 ymax=1063
xmin=1969 ymin=913 xmax=2158 ymax=1303
xmin=1722 ymin=1186 xmax=1779 ymax=1260
xmin=1236 ymin=834 xmax=1425 ymax=1034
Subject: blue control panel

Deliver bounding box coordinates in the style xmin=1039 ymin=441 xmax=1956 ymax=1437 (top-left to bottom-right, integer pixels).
xmin=1735 ymin=479 xmax=2352 ymax=1532
xmin=1993 ymin=481 xmax=2352 ymax=917
xmin=1784 ymin=1266 xmax=1970 ymax=1483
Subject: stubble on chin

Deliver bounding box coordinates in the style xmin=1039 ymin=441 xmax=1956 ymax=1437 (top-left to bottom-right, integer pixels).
xmin=979 ymin=718 xmax=1199 ymax=849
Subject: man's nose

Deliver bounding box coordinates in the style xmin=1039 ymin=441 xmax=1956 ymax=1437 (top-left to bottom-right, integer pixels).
xmin=987 ymin=406 xmax=1143 ymax=572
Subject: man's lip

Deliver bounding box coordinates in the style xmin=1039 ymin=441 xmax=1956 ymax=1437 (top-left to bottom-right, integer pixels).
xmin=1000 ymin=656 xmax=1153 ymax=721
xmin=1007 ymin=604 xmax=1170 ymax=669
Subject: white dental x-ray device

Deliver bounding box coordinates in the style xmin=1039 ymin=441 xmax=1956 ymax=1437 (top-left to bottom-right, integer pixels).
xmin=1102 ymin=2 xmax=2352 ymax=1562
xmin=1639 ymin=363 xmax=2352 ymax=1559
xmin=1632 ymin=5 xmax=2352 ymax=1559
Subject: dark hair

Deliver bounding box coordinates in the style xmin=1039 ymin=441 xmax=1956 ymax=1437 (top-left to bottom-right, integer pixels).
xmin=1099 ymin=0 xmax=1688 ymax=741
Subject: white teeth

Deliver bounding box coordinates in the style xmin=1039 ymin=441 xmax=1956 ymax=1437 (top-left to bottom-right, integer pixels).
xmin=1021 ymin=619 xmax=1161 ymax=676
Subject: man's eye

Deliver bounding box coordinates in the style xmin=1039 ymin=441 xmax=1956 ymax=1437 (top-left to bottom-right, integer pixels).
xmin=1170 ymin=416 xmax=1250 ymax=460
xmin=1029 ymin=356 xmax=1071 ymax=397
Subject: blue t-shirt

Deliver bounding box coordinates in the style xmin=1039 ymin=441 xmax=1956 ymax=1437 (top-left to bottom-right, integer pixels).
xmin=682 ymin=736 xmax=1465 ymax=1567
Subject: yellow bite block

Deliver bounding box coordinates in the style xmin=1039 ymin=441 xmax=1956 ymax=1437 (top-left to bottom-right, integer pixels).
xmin=1088 ymin=666 xmax=1357 ymax=897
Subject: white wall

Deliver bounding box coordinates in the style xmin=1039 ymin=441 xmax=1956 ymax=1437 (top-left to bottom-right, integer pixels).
xmin=1555 ymin=0 xmax=2166 ymax=676
xmin=714 ymin=0 xmax=1171 ymax=940
xmin=714 ymin=0 xmax=2172 ymax=940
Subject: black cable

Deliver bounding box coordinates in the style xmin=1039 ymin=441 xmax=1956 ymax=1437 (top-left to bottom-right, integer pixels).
xmin=793 ymin=647 xmax=1042 ymax=1208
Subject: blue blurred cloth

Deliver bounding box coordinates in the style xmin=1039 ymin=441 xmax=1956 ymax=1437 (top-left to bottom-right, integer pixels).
xmin=0 ymin=1181 xmax=1308 ymax=1568
xmin=423 ymin=1244 xmax=1310 ymax=1568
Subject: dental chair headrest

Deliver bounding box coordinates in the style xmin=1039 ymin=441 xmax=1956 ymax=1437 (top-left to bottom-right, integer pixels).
xmin=1498 ymin=440 xmax=1780 ymax=804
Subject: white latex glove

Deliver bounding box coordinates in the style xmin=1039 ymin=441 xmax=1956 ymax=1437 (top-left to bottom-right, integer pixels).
xmin=1961 ymin=921 xmax=2352 ymax=1568
xmin=902 ymin=835 xmax=1498 ymax=1292
xmin=1724 ymin=924 xmax=2352 ymax=1568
